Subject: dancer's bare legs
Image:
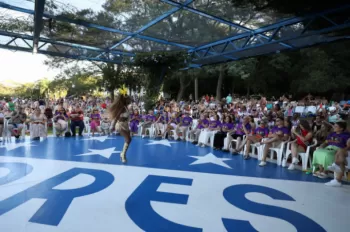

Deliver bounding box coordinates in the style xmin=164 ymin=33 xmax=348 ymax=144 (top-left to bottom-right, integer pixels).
xmin=119 ymin=129 xmax=132 ymax=163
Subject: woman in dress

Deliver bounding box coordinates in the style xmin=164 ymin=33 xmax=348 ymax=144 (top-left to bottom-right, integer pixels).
xmin=30 ymin=108 xmax=47 ymax=140
xmin=109 ymin=85 xmax=132 ymax=163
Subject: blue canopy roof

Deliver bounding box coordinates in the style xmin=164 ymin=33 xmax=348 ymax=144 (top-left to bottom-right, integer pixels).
xmin=0 ymin=0 xmax=349 ymax=68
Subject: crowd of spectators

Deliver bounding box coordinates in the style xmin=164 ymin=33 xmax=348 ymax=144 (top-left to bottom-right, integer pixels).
xmin=0 ymin=93 xmax=349 ymax=187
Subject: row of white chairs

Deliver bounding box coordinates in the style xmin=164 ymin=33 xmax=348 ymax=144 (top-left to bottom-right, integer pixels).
xmin=138 ymin=121 xmax=349 ymax=181
xmin=1 ymin=118 xmax=48 ymax=142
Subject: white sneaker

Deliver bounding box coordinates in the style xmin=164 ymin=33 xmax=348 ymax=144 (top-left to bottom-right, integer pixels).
xmin=328 ymin=163 xmax=341 ymax=173
xmin=325 ymin=179 xmax=342 ymax=187
xmin=281 ymin=158 xmax=287 ymax=167
xmin=259 ymin=161 xmax=266 ymax=167
xmin=288 ymin=164 xmax=295 ymax=170
xmin=292 ymin=157 xmax=299 ymax=164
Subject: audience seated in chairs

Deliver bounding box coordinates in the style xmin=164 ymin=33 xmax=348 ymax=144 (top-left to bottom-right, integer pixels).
xmin=2 ymin=95 xmax=349 ymax=188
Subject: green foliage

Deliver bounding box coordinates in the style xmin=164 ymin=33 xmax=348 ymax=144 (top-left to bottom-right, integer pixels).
xmin=134 ymin=51 xmax=188 ymax=107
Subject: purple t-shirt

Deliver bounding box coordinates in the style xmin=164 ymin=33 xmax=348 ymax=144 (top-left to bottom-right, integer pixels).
xmin=197 ymin=119 xmax=209 ymax=129
xmin=157 ymin=115 xmax=167 ymax=123
xmin=209 ymin=120 xmax=221 ymax=129
xmin=254 ymin=127 xmax=269 ymax=137
xmin=235 ymin=122 xmax=252 ymax=135
xmin=221 ymin=123 xmax=234 ymax=131
xmin=90 ymin=113 xmax=101 ymax=120
xmin=271 ymin=126 xmax=290 ymax=136
xmin=131 ymin=114 xmax=141 ymax=122
xmin=327 ymin=132 xmax=350 ymax=148
xmin=145 ymin=115 xmax=156 ymax=122
xmin=182 ymin=116 xmax=193 ymax=126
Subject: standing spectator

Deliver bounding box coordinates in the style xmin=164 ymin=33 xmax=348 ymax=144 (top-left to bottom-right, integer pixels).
xmin=7 ymin=99 xmax=15 ymax=112
xmin=70 ymin=105 xmax=85 ymax=136
xmin=226 ymin=94 xmax=232 ymax=105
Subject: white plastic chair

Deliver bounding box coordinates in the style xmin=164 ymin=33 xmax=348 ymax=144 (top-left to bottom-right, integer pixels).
xmin=269 ymin=140 xmax=289 ymax=165
xmin=2 ymin=118 xmax=10 ymax=142
xmin=284 ymin=140 xmax=296 ymax=164
xmin=29 ymin=121 xmax=48 ymax=139
xmin=243 ymin=141 xmax=262 ymax=159
xmin=228 ymin=135 xmax=247 ymax=154
xmin=186 ymin=120 xmax=198 ymax=142
xmin=305 ymin=106 xmax=317 ymax=115
xmin=83 ymin=117 xmax=91 ymax=136
xmin=4 ymin=119 xmax=11 ymax=142
xmin=285 ymin=139 xmax=317 ymax=170
xmin=52 ymin=119 xmax=69 ymax=136
xmin=295 ymin=106 xmax=305 ymax=115
xmin=145 ymin=124 xmax=156 ymax=139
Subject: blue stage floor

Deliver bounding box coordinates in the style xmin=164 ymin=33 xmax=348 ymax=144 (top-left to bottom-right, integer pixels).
xmin=0 ymin=135 xmax=349 ymax=232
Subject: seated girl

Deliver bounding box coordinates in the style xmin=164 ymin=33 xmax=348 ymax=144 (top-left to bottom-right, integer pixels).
xmin=312 ymin=121 xmax=350 ymax=187
xmin=198 ymin=114 xmax=221 ymax=147
xmin=142 ymin=110 xmax=156 ymax=138
xmin=229 ymin=116 xmax=252 ymax=154
xmin=176 ymin=112 xmax=193 ymax=140
xmin=213 ymin=116 xmax=234 ymax=150
xmin=242 ymin=120 xmax=269 ymax=159
xmin=129 ymin=110 xmax=141 ymax=136
xmin=259 ymin=117 xmax=290 ymax=166
xmin=155 ymin=111 xmax=167 ymax=137
xmin=90 ymin=109 xmax=101 ymax=136
xmin=288 ymin=120 xmax=313 ymax=170
xmin=163 ymin=112 xmax=181 ymax=139
xmin=53 ymin=107 xmax=68 ymax=136
xmin=100 ymin=116 xmax=111 ymax=136
xmin=190 ymin=114 xmax=209 ymax=144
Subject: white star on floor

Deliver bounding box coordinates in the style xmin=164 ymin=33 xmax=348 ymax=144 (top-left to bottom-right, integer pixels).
xmin=189 ymin=153 xmax=232 ymax=169
xmin=75 ymin=147 xmax=120 ymax=159
xmin=145 ymin=139 xmax=177 ymax=147
xmin=82 ymin=136 xmax=114 ymax=142
xmin=0 ymin=142 xmax=35 ymax=151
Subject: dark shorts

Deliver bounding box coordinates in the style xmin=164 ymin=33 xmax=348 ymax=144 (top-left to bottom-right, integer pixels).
xmin=232 ymin=134 xmax=244 ymax=140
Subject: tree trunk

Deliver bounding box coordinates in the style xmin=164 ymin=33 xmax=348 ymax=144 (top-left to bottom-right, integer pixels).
xmin=231 ymin=78 xmax=235 ymax=95
xmin=110 ymin=90 xmax=115 ymax=101
xmin=177 ymin=76 xmax=191 ymax=102
xmin=247 ymin=85 xmax=250 ymax=96
xmin=216 ymin=64 xmax=225 ymax=101
xmin=194 ymin=77 xmax=198 ymax=102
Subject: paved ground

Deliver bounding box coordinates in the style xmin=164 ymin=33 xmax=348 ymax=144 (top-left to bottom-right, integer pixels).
xmin=0 ymin=136 xmax=349 ymax=232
